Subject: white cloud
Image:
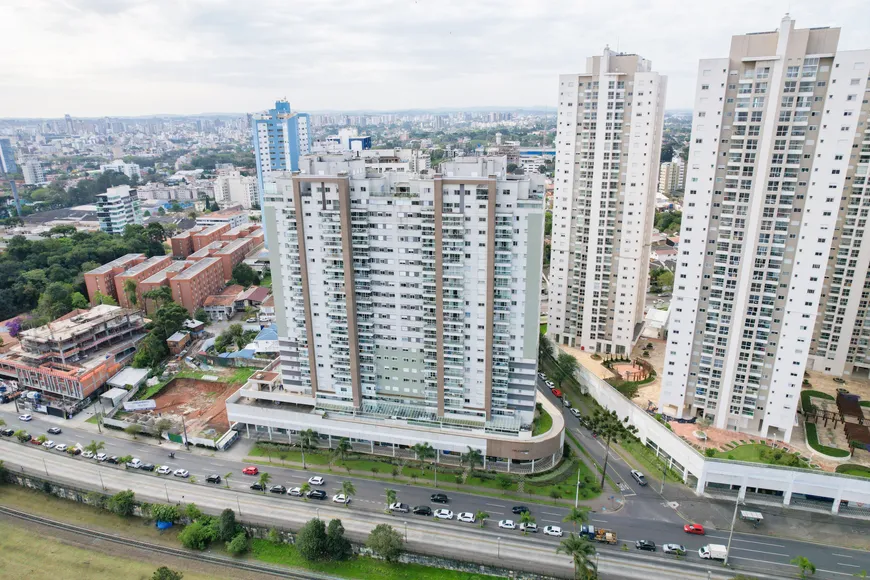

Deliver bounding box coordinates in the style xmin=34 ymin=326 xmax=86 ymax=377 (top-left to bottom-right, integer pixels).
xmin=1 ymin=0 xmax=868 ymax=116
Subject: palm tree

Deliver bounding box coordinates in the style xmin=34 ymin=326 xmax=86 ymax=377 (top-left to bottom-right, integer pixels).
xmin=385 ymin=489 xmax=397 ymax=512
xmin=123 ymin=279 xmax=138 ymax=308
xmin=257 ymin=472 xmax=271 ymax=493
xmin=557 ymin=534 xmax=598 ymax=580
xmin=297 ymin=429 xmax=319 ymax=469
xmin=475 ymin=510 xmax=489 ymax=528
xmin=563 ymin=507 xmax=590 ymax=532
xmin=340 ymin=481 xmax=356 ymax=506
xmin=538 ymin=333 xmax=555 ymax=366
xmin=412 ymin=441 xmax=437 ymax=487
xmin=519 ymin=510 xmax=536 ymax=535
xmin=462 ymin=446 xmax=483 ymax=473
xmin=791 ymin=556 xmax=816 ymax=578
xmin=332 ymin=437 xmax=352 ymax=465
xmin=118 ymin=454 xmax=134 ymax=468
xmin=224 ymin=472 xmax=232 ymax=489
xmin=300 ymin=482 xmax=311 ymax=501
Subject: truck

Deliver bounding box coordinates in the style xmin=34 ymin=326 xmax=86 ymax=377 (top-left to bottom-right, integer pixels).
xmin=579 ymin=525 xmax=596 ymax=541
xmin=594 ymin=528 xmax=618 ymax=544
xmin=698 ymin=544 xmax=728 ymax=561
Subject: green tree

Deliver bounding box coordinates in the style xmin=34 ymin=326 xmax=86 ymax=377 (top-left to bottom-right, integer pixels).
xmin=553 ymin=352 xmax=579 ymax=388
xmin=326 ymin=518 xmax=352 ymax=561
xmin=257 ymin=472 xmax=271 ymax=492
xmin=520 ymin=510 xmax=536 ymax=535
xmin=544 ymin=210 xmax=553 ymax=236
xmin=218 ymin=508 xmax=238 ymax=542
xmin=123 ymin=278 xmax=138 ymax=307
xmin=124 ymin=424 xmax=142 ymax=439
xmin=300 ymin=482 xmax=312 ymax=500
xmin=70 ymin=292 xmax=89 ymax=309
xmin=184 ymin=503 xmax=203 ymax=522
xmin=297 ymin=429 xmax=319 ymax=469
xmin=367 ymin=523 xmax=404 ymax=562
xmin=385 ymin=488 xmax=397 ymax=512
xmin=84 ymin=440 xmax=105 ymax=455
xmin=118 ymin=454 xmax=134 ymax=468
xmin=539 ymin=333 xmax=555 ymax=366
xmin=231 ymin=263 xmax=259 ymax=287
xmin=656 ymin=270 xmax=674 ymax=291
xmin=332 ymin=437 xmax=352 ymax=464
xmin=92 ymin=291 xmax=118 ymax=306
xmin=791 ymin=556 xmax=816 ymax=578
xmin=108 ymin=490 xmax=136 ymax=517
xmin=143 ymin=286 xmax=173 ymax=309
xmin=151 ymin=567 xmax=183 ymax=580
xmin=154 ymin=418 xmax=172 ymax=442
xmin=557 ymin=533 xmax=598 ymax=580
xmin=496 ymin=473 xmax=513 ymax=493
xmin=563 ymin=507 xmax=590 ymax=532
xmin=193 ymin=307 xmax=209 ymax=323
xmin=462 ymin=446 xmax=483 ymax=473
xmin=587 ymin=409 xmax=638 ymax=489
xmin=340 ymin=481 xmax=356 ymax=506
xmin=224 ymin=471 xmax=232 ymax=488
xmin=296 ymin=518 xmax=328 ymax=561
xmin=178 ymin=520 xmax=216 ymax=550
xmin=151 ymin=504 xmax=180 ymax=523
xmin=476 ymin=510 xmax=490 ymax=528
xmin=412 ymin=441 xmax=438 ymax=486
xmin=15 ymin=430 xmax=29 ymax=443
xmin=226 ymin=531 xmax=249 ymax=556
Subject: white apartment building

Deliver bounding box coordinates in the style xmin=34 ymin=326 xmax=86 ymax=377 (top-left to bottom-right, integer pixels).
xmin=658 ymin=155 xmax=686 ymax=195
xmin=100 ymin=159 xmax=141 ymax=180
xmin=659 ymin=16 xmax=870 ymax=442
xmin=96 ymin=185 xmax=143 ymax=235
xmin=22 ymin=157 xmax=47 ymax=186
xmin=227 ymin=155 xmax=565 ymax=469
xmin=548 ymin=48 xmax=667 ymax=355
xmin=213 ymin=171 xmax=259 ymax=209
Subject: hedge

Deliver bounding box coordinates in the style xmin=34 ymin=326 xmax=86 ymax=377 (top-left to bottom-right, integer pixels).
xmin=804 ymin=423 xmax=850 ymax=457
xmin=800 ymin=389 xmax=834 ymax=413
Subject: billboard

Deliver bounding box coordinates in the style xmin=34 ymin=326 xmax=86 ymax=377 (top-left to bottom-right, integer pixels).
xmin=123 ymin=400 xmax=157 ymax=411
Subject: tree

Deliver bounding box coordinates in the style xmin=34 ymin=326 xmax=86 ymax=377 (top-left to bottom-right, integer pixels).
xmin=143 ymin=286 xmax=173 ymax=309
xmin=340 ymin=481 xmax=356 ymax=506
xmin=539 ymin=333 xmax=555 ymax=366
xmin=124 ymin=424 xmax=142 ymax=439
xmin=70 ymin=292 xmax=89 ymax=309
xmin=656 ymin=270 xmax=674 ymax=291
xmin=587 ymin=409 xmax=638 ymax=489
xmin=118 ymin=454 xmax=134 ymax=468
xmin=520 ymin=510 xmax=536 ymax=535
xmin=553 ymin=352 xmax=579 ymax=389
xmin=367 ymin=523 xmax=404 ymax=562
xmin=157 ymin=206 xmax=166 ymax=216
xmin=544 ymin=210 xmax=553 ymax=236
xmin=296 ymin=518 xmax=328 ymax=561
xmin=507 ymin=163 xmax=519 ymax=173
xmin=123 ymin=278 xmax=138 ymax=307
xmin=108 ymin=490 xmax=136 ymax=517
xmin=475 ymin=510 xmax=489 ymax=528
xmin=37 ymin=434 xmax=47 ymax=444
xmin=92 ymin=291 xmax=118 ymax=306
xmin=557 ymin=533 xmax=598 ymax=580
xmin=151 ymin=567 xmax=183 ymax=580
xmin=151 ymin=504 xmax=180 ymax=523
xmin=154 ymin=418 xmax=173 ymax=442
xmin=257 ymin=472 xmax=271 ymax=492
xmin=185 ymin=503 xmax=203 ymax=522
xmin=462 ymin=446 xmax=483 ymax=472
xmin=412 ymin=441 xmax=438 ymax=486
xmin=791 ymin=556 xmax=816 ymax=578
xmin=297 ymin=429 xmax=319 ymax=469
xmin=231 ymin=263 xmax=259 ymax=287
xmin=84 ymin=440 xmax=105 ymax=455
xmin=496 ymin=473 xmax=512 ymax=493
xmin=333 ymin=437 xmax=352 ymax=464
xmin=15 ymin=430 xmax=29 ymax=443
xmin=178 ymin=519 xmax=216 ymax=550
xmin=226 ymin=531 xmax=249 ymax=556
xmin=563 ymin=507 xmax=590 ymax=532
xmin=224 ymin=471 xmax=233 ymax=488
xmin=385 ymin=488 xmax=397 ymax=512
xmin=193 ymin=308 xmax=209 ymax=323
xmin=218 ymin=508 xmax=239 ymax=542
xmin=326 ymin=518 xmax=352 ymax=561
xmin=300 ymin=482 xmax=312 ymax=499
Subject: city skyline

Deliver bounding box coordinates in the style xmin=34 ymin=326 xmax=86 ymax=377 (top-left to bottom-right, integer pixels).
xmin=2 ymin=0 xmax=869 ymax=117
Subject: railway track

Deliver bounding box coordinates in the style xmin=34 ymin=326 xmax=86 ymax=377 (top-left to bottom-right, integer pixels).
xmin=0 ymin=505 xmax=337 ymax=580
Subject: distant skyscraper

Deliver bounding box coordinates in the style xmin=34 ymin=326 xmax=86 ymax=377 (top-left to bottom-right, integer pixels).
xmin=659 ymin=16 xmax=870 ymax=442
xmin=22 ymin=158 xmax=46 ymax=185
xmin=657 ymin=155 xmax=685 ymax=195
xmin=96 ymin=185 xmax=143 ymax=234
xmin=548 ymin=48 xmax=667 ymax=355
xmin=251 ymin=100 xmax=311 ymax=222
xmin=0 ymin=139 xmax=16 ymax=174
xmin=64 ymin=114 xmax=74 ymax=135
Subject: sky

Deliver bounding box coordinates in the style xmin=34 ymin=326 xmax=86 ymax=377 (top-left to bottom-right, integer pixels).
xmin=1 ymin=0 xmax=869 ymax=118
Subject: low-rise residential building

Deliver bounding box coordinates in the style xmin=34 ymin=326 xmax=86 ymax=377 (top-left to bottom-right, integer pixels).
xmin=113 ymin=255 xmax=173 ymax=308
xmin=192 ymin=224 xmax=231 ymax=253
xmin=203 ymin=291 xmax=238 ymax=321
xmin=84 ymin=253 xmax=146 ymax=304
xmin=138 ymin=260 xmax=191 ymax=313
xmin=169 ymin=257 xmax=224 ymax=313
xmin=169 ymin=227 xmax=203 ymax=259
xmin=166 ymin=331 xmax=191 ymax=355
xmin=195 ymin=206 xmax=249 ymax=229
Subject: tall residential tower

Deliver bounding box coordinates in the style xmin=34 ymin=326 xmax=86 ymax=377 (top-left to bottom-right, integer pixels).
xmin=658 ymin=16 xmax=870 ymax=442
xmin=548 ymin=49 xmax=667 ymax=355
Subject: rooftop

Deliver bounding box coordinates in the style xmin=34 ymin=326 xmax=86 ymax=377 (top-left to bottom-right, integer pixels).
xmin=214 ymin=237 xmax=251 ymax=255
xmin=142 ymin=260 xmax=191 ymax=284
xmin=204 ymin=294 xmax=237 ymax=307
xmin=87 ymin=253 xmax=143 ymax=275
xmin=119 ymin=255 xmax=170 ymax=277
xmin=167 ymin=331 xmax=187 ymax=342
xmin=238 ymin=286 xmax=270 ymax=303
xmin=172 ymin=257 xmax=221 ymax=281
xmin=20 ymin=305 xmax=140 ymax=345
xmin=195 ymin=224 xmax=229 ymax=238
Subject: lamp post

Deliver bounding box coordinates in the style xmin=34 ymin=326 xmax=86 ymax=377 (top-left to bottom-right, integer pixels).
xmin=99 ymin=470 xmax=105 ymax=491
xmin=574 ymin=463 xmax=582 ymax=508
xmin=164 ymin=483 xmax=169 ymax=502
xmin=42 ymin=458 xmax=48 ymax=477
xmin=724 ymin=487 xmax=741 ymax=567
xmin=237 ymin=495 xmax=242 ymax=517
xmin=497 ymin=536 xmax=501 ymax=558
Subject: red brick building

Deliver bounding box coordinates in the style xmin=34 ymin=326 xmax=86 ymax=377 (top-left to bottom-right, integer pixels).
xmin=169 ymin=257 xmax=224 ymax=313
xmin=113 ymin=255 xmax=173 ymax=308
xmin=84 ymin=254 xmax=146 ymax=305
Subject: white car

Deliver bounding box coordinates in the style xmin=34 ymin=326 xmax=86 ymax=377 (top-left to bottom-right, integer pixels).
xmin=288 ymin=487 xmax=302 ymax=496
xmin=81 ymin=451 xmax=94 ymax=459
xmin=18 ymin=414 xmax=32 ymax=422
xmin=308 ymin=476 xmax=324 ymax=485
xmin=434 ymin=509 xmax=454 ymax=520
xmin=662 ymin=544 xmax=687 ymax=556
xmin=520 ymin=522 xmax=538 ymax=533
xmin=538 ymin=372 xmax=546 ymax=379
xmin=173 ymin=469 xmax=189 ymax=478
xmin=498 ymin=519 xmax=516 ymax=530
xmin=42 ymin=440 xmax=55 ymax=449
xmin=157 ymin=465 xmax=172 ymax=475
xmin=570 ymin=408 xmax=581 ymax=418
xmin=54 ymin=444 xmax=68 ymax=452
xmin=457 ymin=512 xmax=476 ymax=523
xmin=389 ymin=502 xmax=409 ymax=513
xmin=545 ymin=381 xmax=555 ymax=388
xmin=543 ymin=526 xmax=563 ymax=537
xmin=332 ymin=493 xmax=350 ymax=505
xmin=95 ymin=452 xmax=108 ymax=462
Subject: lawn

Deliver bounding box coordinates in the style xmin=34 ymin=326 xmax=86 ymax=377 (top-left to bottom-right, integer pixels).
xmin=710 ymin=443 xmax=809 ymax=468
xmin=260 ymin=274 xmax=272 ymax=288
xmin=139 ymin=366 xmax=257 ymax=401
xmin=618 ymin=437 xmax=684 ymax=484
xmin=805 ymin=423 xmax=850 ymax=457
xmin=539 ymin=323 xmax=547 ymax=335
xmin=800 ymin=389 xmax=834 ymax=413
xmin=533 ymin=407 xmax=553 ymax=436
xmin=252 ymin=539 xmax=495 ymax=580
xmin=836 ymin=464 xmax=870 ymax=478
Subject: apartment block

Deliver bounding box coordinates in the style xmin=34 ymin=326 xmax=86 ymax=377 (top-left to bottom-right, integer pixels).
xmin=0 ymin=138 xmax=16 ymax=174
xmin=139 ymin=260 xmax=191 ymax=313
xmin=84 ymin=253 xmax=146 ymax=304
xmin=169 ymin=257 xmax=225 ymax=313
xmin=192 ymin=224 xmax=231 ymax=253
xmin=195 ymin=209 xmax=249 ymax=229
xmin=22 ymin=157 xmax=46 ymax=186
xmin=214 ymin=237 xmax=256 ymax=280
xmin=213 ymin=171 xmax=259 ymax=209
xmin=658 ymin=155 xmax=686 ymax=195
xmin=659 ymin=16 xmax=870 ymax=442
xmin=96 ymin=185 xmax=143 ymax=235
xmin=548 ymin=48 xmax=667 ymax=355
xmin=251 ymin=100 xmax=311 ymax=216
xmin=113 ymin=255 xmax=173 ymax=308
xmin=169 ymin=226 xmax=202 ymax=258
xmin=226 ymin=154 xmax=565 ymax=472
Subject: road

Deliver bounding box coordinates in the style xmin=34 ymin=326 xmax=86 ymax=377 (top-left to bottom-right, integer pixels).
xmin=2 ymin=401 xmax=869 ymax=579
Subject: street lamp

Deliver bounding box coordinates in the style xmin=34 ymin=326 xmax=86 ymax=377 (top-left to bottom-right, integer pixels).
xmin=237 ymin=495 xmax=242 ymax=517
xmin=724 ymin=486 xmax=742 ymax=567
xmin=164 ymin=483 xmax=170 ymax=502
xmin=497 ymin=537 xmax=501 ymax=558
xmin=316 ymin=507 xmax=320 ymax=520
xmin=99 ymin=470 xmax=105 ymax=491
xmin=42 ymin=458 xmax=48 ymax=477
xmin=574 ymin=463 xmax=582 ymax=508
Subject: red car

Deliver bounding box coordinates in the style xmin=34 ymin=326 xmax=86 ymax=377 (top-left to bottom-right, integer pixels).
xmin=242 ymin=466 xmax=259 ymax=476
xmin=552 ymin=389 xmax=563 ymax=398
xmin=684 ymin=524 xmax=705 ymax=535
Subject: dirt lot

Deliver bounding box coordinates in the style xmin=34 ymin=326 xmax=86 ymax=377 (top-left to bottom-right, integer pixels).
xmin=138 ymin=378 xmax=235 ymax=438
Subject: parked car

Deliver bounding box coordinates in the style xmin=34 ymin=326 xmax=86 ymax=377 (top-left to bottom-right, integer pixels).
xmin=412 ymin=505 xmax=432 ymax=516
xmin=457 ymin=512 xmax=476 ymax=523
xmin=636 ymin=540 xmax=656 ymax=552
xmin=139 ymin=463 xmax=155 ymax=471
xmin=81 ymin=451 xmax=94 ymax=459
xmin=563 ymin=399 xmax=572 ymax=408
xmin=552 ymin=389 xmax=563 ymax=398
xmin=498 ymin=520 xmax=516 ymax=530
xmin=511 ymin=506 xmax=530 ymax=514
xmin=47 ymin=427 xmax=62 ymax=435
xmin=434 ymin=509 xmax=454 ymax=520
xmin=242 ymin=466 xmax=259 ymax=476
xmin=307 ymin=489 xmax=327 ymax=500
xmin=308 ymin=476 xmax=324 ymax=486
xmin=156 ymin=465 xmax=172 ymax=475
xmin=54 ymin=444 xmax=68 ymax=452
xmin=288 ymin=487 xmax=302 ymax=497
xmin=390 ymin=502 xmax=410 ymax=513
xmin=631 ymin=469 xmax=648 ymax=486
xmin=570 ymin=408 xmax=581 ymax=418
xmin=543 ymin=526 xmax=563 ymax=537
xmin=269 ymin=485 xmax=287 ymax=494
xmin=95 ymin=453 xmax=108 ymax=462
xmin=107 ymin=456 xmax=120 ymax=464
xmin=684 ymin=524 xmax=705 ymax=535
xmin=250 ymin=483 xmax=265 ymax=491
xmin=545 ymin=381 xmax=555 ymax=388
xmin=662 ymin=544 xmax=686 ymax=556
xmin=332 ymin=493 xmax=350 ymax=505
xmin=0 ymin=428 xmax=14 ymax=436
xmin=430 ymin=493 xmax=449 ymax=503
xmin=42 ymin=440 xmax=55 ymax=449
xmin=538 ymin=372 xmax=546 ymax=379
xmin=29 ymin=436 xmax=41 ymax=445
xmin=173 ymin=469 xmax=190 ymax=478
xmin=18 ymin=414 xmax=32 ymax=422
xmin=520 ymin=523 xmax=538 ymax=533
xmin=206 ymin=474 xmax=222 ymax=484
xmin=68 ymin=447 xmax=81 ymax=455
xmin=126 ymin=458 xmax=143 ymax=469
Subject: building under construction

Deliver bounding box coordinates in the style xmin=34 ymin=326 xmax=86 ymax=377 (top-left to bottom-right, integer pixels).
xmin=0 ymin=305 xmax=146 ymax=408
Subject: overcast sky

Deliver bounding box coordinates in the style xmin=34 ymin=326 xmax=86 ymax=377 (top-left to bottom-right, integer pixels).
xmin=2 ymin=0 xmax=869 ymax=118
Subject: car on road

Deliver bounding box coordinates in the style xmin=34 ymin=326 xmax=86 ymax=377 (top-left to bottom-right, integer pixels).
xmin=457 ymin=512 xmax=476 ymax=523
xmin=570 ymin=408 xmax=581 ymax=418
xmin=250 ymin=483 xmax=265 ymax=491
xmin=54 ymin=444 xmax=68 ymax=452
xmin=684 ymin=524 xmax=705 ymax=535
xmin=430 ymin=493 xmax=449 ymax=503
xmin=95 ymin=453 xmax=108 ymax=462
xmin=81 ymin=451 xmax=94 ymax=459
xmin=631 ymin=469 xmax=647 ymax=486
xmin=157 ymin=465 xmax=172 ymax=475
xmin=635 ymin=540 xmax=656 ymax=552
xmin=434 ymin=509 xmax=454 ymax=520
xmin=498 ymin=519 xmax=516 ymax=530
xmin=139 ymin=463 xmax=155 ymax=471
xmin=543 ymin=526 xmax=563 ymax=537
xmin=242 ymin=466 xmax=259 ymax=476
xmin=662 ymin=544 xmax=686 ymax=556
xmin=563 ymin=399 xmax=572 ymax=408
xmin=0 ymin=428 xmax=14 ymax=436
xmin=42 ymin=440 xmax=55 ymax=449
xmin=107 ymin=456 xmax=120 ymax=464
xmin=308 ymin=476 xmax=324 ymax=486
xmin=288 ymin=487 xmax=302 ymax=497
xmin=126 ymin=458 xmax=142 ymax=469
xmin=307 ymin=489 xmax=327 ymax=500
xmin=29 ymin=436 xmax=41 ymax=445
xmin=173 ymin=469 xmax=190 ymax=478
xmin=412 ymin=506 xmax=432 ymax=516
xmin=520 ymin=522 xmax=538 ymax=533
xmin=47 ymin=427 xmax=62 ymax=435
xmin=545 ymin=380 xmax=555 ymax=388
xmin=332 ymin=493 xmax=350 ymax=505
xmin=389 ymin=502 xmax=409 ymax=513
xmin=511 ymin=506 xmax=530 ymax=514
xmin=269 ymin=485 xmax=287 ymax=494
xmin=18 ymin=414 xmax=32 ymax=422
xmin=206 ymin=474 xmax=222 ymax=484
xmin=551 ymin=389 xmax=563 ymax=398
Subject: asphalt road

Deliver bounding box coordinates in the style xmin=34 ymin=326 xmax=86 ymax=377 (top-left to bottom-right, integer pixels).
xmin=2 ymin=401 xmax=869 ymax=578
